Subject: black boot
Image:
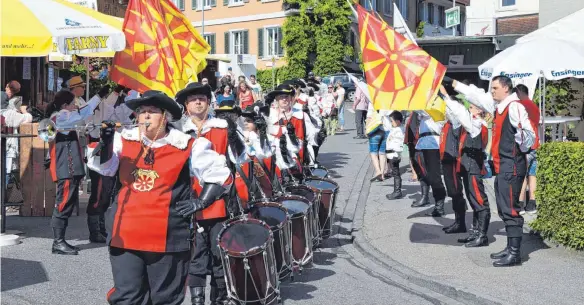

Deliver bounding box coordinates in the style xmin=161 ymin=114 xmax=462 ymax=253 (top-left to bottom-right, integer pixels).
xmin=386 ymin=175 xmax=403 ymax=200
xmin=493 ymin=237 xmax=522 ymax=267
xmin=458 ymin=211 xmax=478 ymax=243
xmin=425 ymin=199 xmax=445 ymax=217
xmin=189 ymin=287 xmax=205 ymax=305
xmin=465 ymin=210 xmax=490 ymax=247
xmin=52 ymin=227 xmax=78 ymax=255
xmin=490 ymin=237 xmax=510 ymax=259
xmin=211 ymin=286 xmax=229 ymax=305
xmin=411 ymin=182 xmax=431 ymax=207
xmin=444 ymin=210 xmax=467 ymax=234
xmin=88 ymin=215 xmax=107 ymax=243
xmin=99 ymin=214 xmax=107 ymax=238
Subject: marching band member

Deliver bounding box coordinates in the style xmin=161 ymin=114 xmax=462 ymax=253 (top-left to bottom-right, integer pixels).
xmin=87 ymin=90 xmax=231 ymax=305
xmin=411 ymin=111 xmax=447 ymax=217
xmin=404 ymin=111 xmax=428 ymax=207
xmin=440 ymin=87 xmax=492 ymax=247
xmin=174 ymin=83 xmax=252 ymax=305
xmin=241 ymin=102 xmax=279 ymax=197
xmin=446 ymin=75 xmax=535 ymax=266
xmin=267 ymin=84 xmax=302 ymax=184
xmin=45 ymin=90 xmax=102 ymax=255
xmin=439 ymin=96 xmax=467 ymax=235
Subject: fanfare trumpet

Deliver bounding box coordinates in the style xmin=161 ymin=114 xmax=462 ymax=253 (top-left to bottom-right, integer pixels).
xmin=37 ymin=118 xmax=150 ymax=142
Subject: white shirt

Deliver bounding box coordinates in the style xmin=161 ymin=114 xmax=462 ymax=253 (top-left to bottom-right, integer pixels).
xmin=415 ymin=111 xmax=444 ymax=150
xmin=444 ymin=96 xmax=486 ymax=138
xmin=386 ymin=125 xmax=405 ymax=159
xmin=454 ymin=82 xmax=535 ymax=152
xmin=320 ymin=94 xmax=335 ymax=116
xmin=334 ymin=87 xmax=345 ymax=108
xmin=1 ymin=109 xmax=32 ymax=127
xmin=54 ymin=94 xmax=101 ymax=134
xmin=87 ymin=127 xmax=231 ymax=186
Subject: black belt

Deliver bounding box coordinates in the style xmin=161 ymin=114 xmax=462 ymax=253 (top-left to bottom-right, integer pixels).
xmin=88 ymin=136 xmax=100 ymax=143
xmin=419 ymin=132 xmax=439 ymax=138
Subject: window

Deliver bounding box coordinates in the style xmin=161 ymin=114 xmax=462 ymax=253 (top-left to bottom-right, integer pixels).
xmin=193 ymin=0 xmax=213 ymax=9
xmin=228 ymin=30 xmax=248 ymax=55
xmin=428 ymin=3 xmax=435 ymax=25
xmin=361 ymin=0 xmax=376 ymax=11
xmin=397 ymin=0 xmax=408 ymax=20
xmin=266 ymin=27 xmax=280 ymax=57
xmin=438 ymin=6 xmax=445 ymax=27
xmin=502 ymin=0 xmax=516 ymax=6
xmin=230 ymin=0 xmax=243 ymax=5
xmin=418 ymin=2 xmax=427 ymax=22
xmin=172 ymin=0 xmax=185 ymax=10
xmin=383 ymin=0 xmax=391 ymax=16
xmin=203 ymin=34 xmax=215 ymax=54
xmin=233 ymin=31 xmax=244 ymax=54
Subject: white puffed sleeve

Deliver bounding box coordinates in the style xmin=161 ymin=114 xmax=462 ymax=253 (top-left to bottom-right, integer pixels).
xmin=86 ymin=132 xmax=122 ymax=177
xmin=190 ymin=137 xmax=232 ymax=185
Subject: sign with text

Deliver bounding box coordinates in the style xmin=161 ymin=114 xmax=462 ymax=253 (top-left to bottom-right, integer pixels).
xmin=445 ymin=6 xmax=461 ymax=28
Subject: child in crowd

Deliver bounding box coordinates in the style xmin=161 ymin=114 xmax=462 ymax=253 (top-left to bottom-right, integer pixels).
xmin=385 ymin=111 xmax=405 ymax=200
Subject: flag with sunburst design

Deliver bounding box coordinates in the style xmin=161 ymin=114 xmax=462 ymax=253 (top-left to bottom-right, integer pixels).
xmin=111 ymin=0 xmax=211 ymax=96
xmin=357 ymin=4 xmax=446 ymax=120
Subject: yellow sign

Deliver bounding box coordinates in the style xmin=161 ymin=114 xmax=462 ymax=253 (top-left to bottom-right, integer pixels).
xmin=65 ymin=36 xmax=109 ymax=51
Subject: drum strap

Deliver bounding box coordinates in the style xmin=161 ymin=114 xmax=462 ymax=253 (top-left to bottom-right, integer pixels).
xmin=235 ymin=163 xmax=262 ymax=201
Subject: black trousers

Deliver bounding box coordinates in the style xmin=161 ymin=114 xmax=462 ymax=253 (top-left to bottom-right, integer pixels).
xmin=355 ymin=109 xmax=367 ymax=137
xmin=188 ymin=218 xmax=228 ymax=288
xmin=87 ymin=169 xmax=115 ymax=216
xmin=313 ymin=145 xmax=320 ymax=159
xmin=412 ymin=149 xmax=446 ymax=201
xmin=390 ymin=157 xmax=401 ymax=177
xmin=50 ymin=177 xmax=82 ymax=228
xmin=495 ymin=173 xmax=525 ymax=238
xmin=460 ymin=169 xmax=489 ymax=212
xmin=107 ymin=247 xmax=190 ymax=305
xmin=442 ymin=162 xmax=466 ymax=214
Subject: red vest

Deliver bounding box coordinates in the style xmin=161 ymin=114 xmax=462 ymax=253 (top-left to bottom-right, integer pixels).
xmin=491 ymin=102 xmax=527 ymax=175
xmin=457 ymin=123 xmax=488 ymax=175
xmin=439 ymin=122 xmax=461 ymax=162
xmin=110 ymin=137 xmax=194 ymax=253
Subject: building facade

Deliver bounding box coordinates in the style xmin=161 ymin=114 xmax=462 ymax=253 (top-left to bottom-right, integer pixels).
xmin=173 ymin=0 xmax=291 ymax=70
xmin=417 ymin=0 xmax=469 ymax=37
xmin=465 ymin=0 xmax=539 ymax=36
xmin=539 ymin=0 xmax=584 ymax=27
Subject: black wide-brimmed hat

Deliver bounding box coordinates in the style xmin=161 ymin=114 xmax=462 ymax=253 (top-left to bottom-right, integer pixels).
xmin=241 ymin=102 xmax=270 ymax=118
xmin=266 ymin=83 xmax=295 ymax=104
xmin=175 ymin=82 xmax=212 ymax=105
xmin=214 ymin=99 xmax=242 ymax=116
xmin=307 ymin=82 xmax=320 ymax=91
xmin=282 ymin=78 xmax=306 ymax=89
xmin=125 ymin=90 xmax=183 ymax=121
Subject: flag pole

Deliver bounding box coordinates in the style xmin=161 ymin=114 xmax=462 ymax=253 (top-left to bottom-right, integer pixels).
xmin=345 ymin=0 xmax=357 ymax=18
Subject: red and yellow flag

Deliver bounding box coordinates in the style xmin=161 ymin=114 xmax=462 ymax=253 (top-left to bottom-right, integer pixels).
xmin=111 ymin=0 xmax=211 ymax=96
xmin=357 ymin=4 xmax=446 ymax=120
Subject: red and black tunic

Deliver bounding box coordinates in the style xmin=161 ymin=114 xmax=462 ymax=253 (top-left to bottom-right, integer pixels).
xmin=491 ymin=102 xmax=527 ymax=175
xmin=108 ymin=137 xmax=194 ymax=253
xmin=439 ymin=121 xmax=461 ymax=163
xmin=49 ymin=129 xmax=85 ymax=182
xmin=457 ymin=124 xmax=489 ymax=175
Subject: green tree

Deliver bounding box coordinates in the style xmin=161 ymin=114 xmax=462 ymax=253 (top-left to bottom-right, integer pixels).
xmin=534 ymin=79 xmax=578 ymax=116
xmin=312 ymin=0 xmax=352 ymax=76
xmin=282 ymin=2 xmax=315 ymax=78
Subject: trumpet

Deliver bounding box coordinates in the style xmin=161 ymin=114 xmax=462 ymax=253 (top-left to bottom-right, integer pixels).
xmin=37 ymin=118 xmax=150 ymax=142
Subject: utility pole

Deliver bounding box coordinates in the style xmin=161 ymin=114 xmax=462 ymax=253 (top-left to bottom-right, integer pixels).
xmin=452 ymin=0 xmax=456 ymax=36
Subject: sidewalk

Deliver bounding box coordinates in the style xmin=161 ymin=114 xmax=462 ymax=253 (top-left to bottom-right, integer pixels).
xmin=357 ymin=166 xmax=584 ymax=305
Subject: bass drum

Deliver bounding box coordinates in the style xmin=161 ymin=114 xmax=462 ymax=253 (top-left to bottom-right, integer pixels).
xmin=304 ymin=178 xmax=339 ymax=239
xmin=274 ymin=195 xmax=313 ymax=270
xmin=284 ymin=184 xmax=320 ymax=247
xmin=248 ymin=201 xmax=292 ymax=281
xmin=218 ymin=217 xmax=279 ymax=305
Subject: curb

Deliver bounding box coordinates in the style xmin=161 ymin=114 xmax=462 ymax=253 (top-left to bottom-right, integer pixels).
xmin=349 ymin=164 xmax=504 ymax=305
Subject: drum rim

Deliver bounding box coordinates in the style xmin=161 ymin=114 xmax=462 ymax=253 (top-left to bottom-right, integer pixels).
xmin=274 ymin=194 xmax=312 ymax=218
xmin=217 ymin=216 xmax=274 ymax=257
xmin=304 ymin=177 xmax=340 ymax=192
xmin=248 ymin=202 xmax=289 ymax=230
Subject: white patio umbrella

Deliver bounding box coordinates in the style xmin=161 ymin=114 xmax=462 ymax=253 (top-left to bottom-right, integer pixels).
xmin=478 ymin=38 xmax=584 ymax=142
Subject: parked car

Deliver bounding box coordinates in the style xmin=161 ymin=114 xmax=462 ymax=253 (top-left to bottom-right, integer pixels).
xmin=321 ymin=73 xmax=364 ymax=103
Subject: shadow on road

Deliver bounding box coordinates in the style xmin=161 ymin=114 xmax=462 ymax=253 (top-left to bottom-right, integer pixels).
xmin=1 ymin=258 xmax=49 ymax=292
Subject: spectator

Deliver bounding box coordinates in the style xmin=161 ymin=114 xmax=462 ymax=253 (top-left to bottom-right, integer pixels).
xmin=515 ymin=84 xmax=540 ymax=214
xmin=201 ymin=78 xmax=217 ymax=108
xmin=2 ymin=80 xmax=21 ymax=110
xmin=332 ymin=81 xmax=345 ymax=132
xmin=2 ymin=96 xmax=32 ymax=176
xmin=315 ymin=76 xmax=327 ymax=96
xmin=237 ymin=81 xmax=255 ymax=110
xmin=367 ymin=105 xmax=391 ymax=182
xmin=320 ymin=84 xmax=337 ymax=135
xmin=249 ymin=75 xmax=263 ymax=101
xmin=216 ymin=85 xmax=235 ymax=107
xmin=353 ymin=85 xmax=368 ymax=139
xmin=385 ymin=111 xmax=405 ymax=199
xmin=98 ymin=63 xmax=109 ymax=80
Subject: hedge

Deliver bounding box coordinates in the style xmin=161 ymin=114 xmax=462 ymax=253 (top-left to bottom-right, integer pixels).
xmin=531 ymin=142 xmax=584 ymax=250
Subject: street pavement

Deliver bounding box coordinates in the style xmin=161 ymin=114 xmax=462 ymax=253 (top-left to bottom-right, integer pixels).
xmin=3 ymin=110 xmax=582 ymax=305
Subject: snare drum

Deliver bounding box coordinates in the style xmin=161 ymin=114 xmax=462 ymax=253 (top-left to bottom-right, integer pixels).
xmin=284 ymin=184 xmax=320 ymax=246
xmin=274 ymin=195 xmax=313 ymax=269
xmin=304 ymin=178 xmax=339 ymax=239
xmin=248 ymin=202 xmax=292 ymax=280
xmin=218 ymin=217 xmax=279 ymax=305
xmin=309 ymin=167 xmax=329 ymax=179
